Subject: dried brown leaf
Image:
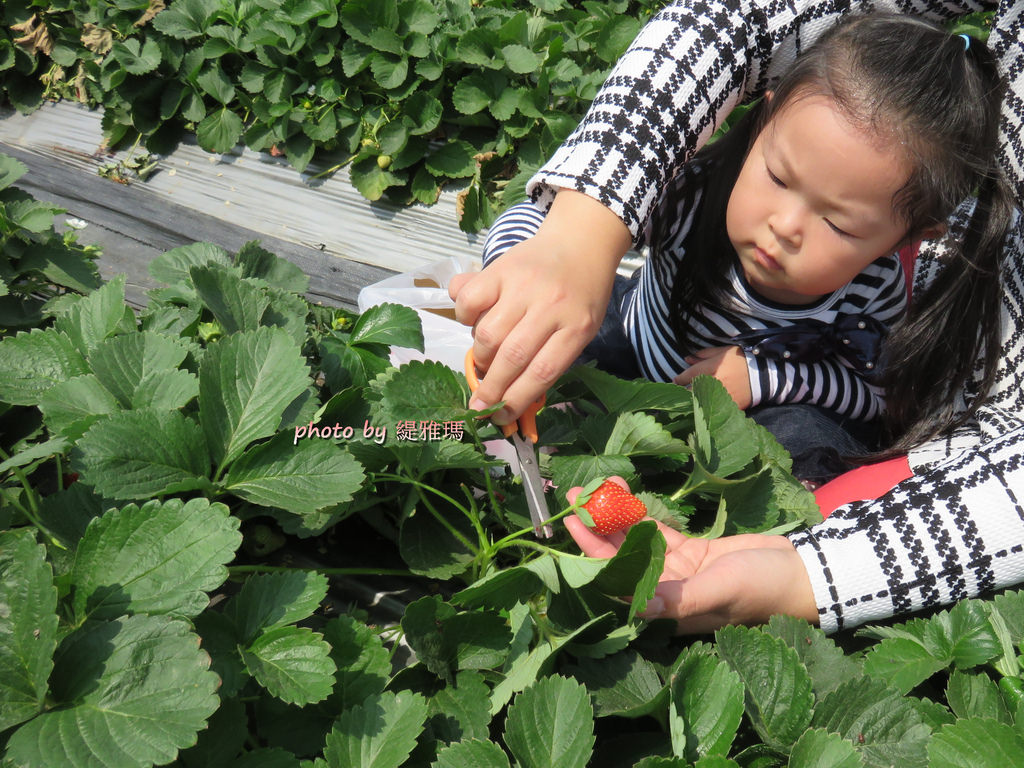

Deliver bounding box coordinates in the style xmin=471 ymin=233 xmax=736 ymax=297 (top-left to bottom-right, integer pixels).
xmin=12 ymin=14 xmax=54 ymax=56
xmin=134 ymin=0 xmax=166 ymax=28
xmin=74 ymin=64 xmax=88 ymax=102
xmin=80 ymin=23 xmax=113 ymax=55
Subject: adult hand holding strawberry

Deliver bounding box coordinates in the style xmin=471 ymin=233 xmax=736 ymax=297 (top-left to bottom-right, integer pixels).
xmin=564 ymin=477 xmax=819 ymax=634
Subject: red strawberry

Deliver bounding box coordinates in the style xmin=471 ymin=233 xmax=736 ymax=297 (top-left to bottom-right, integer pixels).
xmin=581 ymin=480 xmax=647 ymax=535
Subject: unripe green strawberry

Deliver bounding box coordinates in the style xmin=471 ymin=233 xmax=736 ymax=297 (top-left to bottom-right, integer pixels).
xmin=582 ymin=480 xmax=646 ymax=535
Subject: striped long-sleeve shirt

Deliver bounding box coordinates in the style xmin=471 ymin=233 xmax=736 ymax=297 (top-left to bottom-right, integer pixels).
xmin=515 ymin=0 xmax=1024 ymax=633
xmin=485 ymin=192 xmax=906 ymax=421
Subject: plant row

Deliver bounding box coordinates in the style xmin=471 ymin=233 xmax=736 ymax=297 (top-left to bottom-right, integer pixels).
xmin=1 ymin=0 xmax=669 ymax=231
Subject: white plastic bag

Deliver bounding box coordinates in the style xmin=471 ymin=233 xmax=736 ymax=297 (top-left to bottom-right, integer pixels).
xmin=357 ymin=255 xmax=477 ymax=371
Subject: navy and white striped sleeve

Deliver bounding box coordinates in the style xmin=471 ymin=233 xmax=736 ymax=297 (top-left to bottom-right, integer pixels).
xmin=481 ymin=201 xmax=547 ymax=267
xmin=746 ymin=357 xmax=886 ymax=421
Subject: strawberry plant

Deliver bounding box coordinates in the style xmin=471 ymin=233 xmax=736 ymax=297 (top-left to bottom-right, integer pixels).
xmin=0 ymin=155 xmax=100 ymax=333
xmin=0 ymin=0 xmax=671 ymax=231
xmin=4 ymin=154 xmax=1024 ymax=765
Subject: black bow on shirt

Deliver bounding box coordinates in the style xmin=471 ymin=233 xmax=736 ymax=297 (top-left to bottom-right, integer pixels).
xmin=730 ymin=313 xmax=887 ymax=374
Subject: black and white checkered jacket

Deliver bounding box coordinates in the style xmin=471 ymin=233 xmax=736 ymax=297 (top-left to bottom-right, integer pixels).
xmin=527 ymin=0 xmax=1024 ymax=633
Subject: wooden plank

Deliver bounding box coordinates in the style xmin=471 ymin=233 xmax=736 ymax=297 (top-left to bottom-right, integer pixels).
xmin=0 ymin=101 xmax=645 ymax=310
xmin=1 ymin=143 xmax=393 ymax=310
xmin=0 ymin=102 xmax=484 ymax=269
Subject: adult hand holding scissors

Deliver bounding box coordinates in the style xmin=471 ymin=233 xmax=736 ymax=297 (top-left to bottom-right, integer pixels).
xmin=449 ymin=190 xmax=631 ymax=425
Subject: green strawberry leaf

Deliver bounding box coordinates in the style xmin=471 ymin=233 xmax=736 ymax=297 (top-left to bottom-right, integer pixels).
xmin=149 ymin=241 xmax=234 ymax=286
xmin=236 ymin=241 xmax=310 ymax=294
xmin=87 ymin=330 xmax=191 ymax=408
xmin=38 ymin=374 xmax=120 ymax=439
xmin=5 ymin=616 xmax=220 ymax=768
xmin=432 ymin=739 xmax=511 ymax=768
xmin=71 ymin=497 xmax=241 ymax=621
xmin=224 ymin=432 xmax=365 ymax=515
xmin=788 ymin=729 xmax=865 ymax=768
xmin=425 ymin=670 xmax=493 ymax=743
xmin=861 ymin=599 xmax=1000 ymax=692
xmin=0 ymin=529 xmax=58 ymax=732
xmin=810 ymin=676 xmax=931 ymax=768
xmin=151 ymin=0 xmax=217 ymax=38
xmin=324 ymin=615 xmax=390 ymax=711
xmin=945 ymin=669 xmax=1011 ymax=723
xmin=242 ymin=625 xmax=336 ymax=705
xmin=765 ymin=615 xmax=864 ymax=697
xmin=425 ymin=140 xmax=477 ymax=178
xmin=5 ymin=199 xmax=63 ymax=233
xmin=501 ymin=43 xmax=541 ymax=74
xmin=0 ymin=154 xmax=28 ymax=190
xmin=350 ymin=302 xmax=424 ymax=350
xmin=503 ymin=675 xmax=595 ymax=768
xmin=566 ymin=365 xmax=692 ymax=414
xmin=604 ymin=411 xmax=689 ymax=456
xmin=197 ymin=107 xmax=244 ymax=154
xmin=566 ymin=649 xmax=668 ymax=719
xmin=452 ymin=559 xmax=557 ymax=611
xmin=0 ymin=328 xmax=88 ymax=405
xmin=928 ymin=717 xmax=1024 ymax=767
xmin=591 ymin=520 xmax=666 ymax=620
xmin=323 ymin=690 xmax=428 ymax=768
xmin=112 ymin=36 xmax=162 ymax=75
xmin=73 ymin=409 xmax=213 ymax=499
xmin=54 ymin=273 xmax=136 ymax=354
xmin=191 ymin=264 xmax=272 ymax=334
xmin=669 ymin=644 xmax=745 ymax=762
xmin=198 ymin=326 xmax=310 ymax=469
xmin=715 ymin=625 xmax=814 ymax=752
xmin=369 ymin=359 xmax=470 ymax=427
xmin=227 ymin=570 xmax=329 ymax=644
xmin=401 ymin=596 xmax=511 ymax=682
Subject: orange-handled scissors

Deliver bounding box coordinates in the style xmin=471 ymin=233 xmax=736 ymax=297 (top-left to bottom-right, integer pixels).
xmin=465 ymin=349 xmax=552 ymax=538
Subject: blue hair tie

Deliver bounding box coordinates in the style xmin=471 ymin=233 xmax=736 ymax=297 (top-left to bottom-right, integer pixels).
xmin=959 ymin=33 xmax=971 ymax=51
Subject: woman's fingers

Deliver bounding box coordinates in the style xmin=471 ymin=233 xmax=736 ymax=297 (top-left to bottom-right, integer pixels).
xmin=564 ymin=514 xmax=627 ymax=558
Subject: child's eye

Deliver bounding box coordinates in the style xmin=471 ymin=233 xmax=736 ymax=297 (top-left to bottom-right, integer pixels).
xmin=766 ymin=167 xmax=786 ymax=187
xmin=825 ymin=219 xmax=854 ymax=237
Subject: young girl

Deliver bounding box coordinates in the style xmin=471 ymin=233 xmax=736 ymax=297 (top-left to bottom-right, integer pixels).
xmin=480 ymin=14 xmax=1012 ymax=481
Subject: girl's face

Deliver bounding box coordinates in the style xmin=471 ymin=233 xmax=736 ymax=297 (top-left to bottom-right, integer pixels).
xmin=726 ymin=93 xmax=913 ymax=305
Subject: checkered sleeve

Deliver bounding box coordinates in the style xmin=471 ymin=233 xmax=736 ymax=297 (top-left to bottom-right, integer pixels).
xmin=788 ymin=414 xmax=1024 ymax=634
xmin=528 ymin=0 xmax=1016 ymax=243
xmin=787 ymin=178 xmax=1024 ymax=633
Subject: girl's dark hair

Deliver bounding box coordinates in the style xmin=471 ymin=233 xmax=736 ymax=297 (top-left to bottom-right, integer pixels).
xmin=657 ymin=12 xmax=1013 ymax=455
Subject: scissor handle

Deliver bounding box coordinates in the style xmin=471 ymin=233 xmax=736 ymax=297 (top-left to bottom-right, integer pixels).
xmin=465 ymin=349 xmax=544 ymax=441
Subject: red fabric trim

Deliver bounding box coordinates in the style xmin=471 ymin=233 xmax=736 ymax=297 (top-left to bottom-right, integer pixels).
xmin=813 ymin=456 xmax=914 ymax=519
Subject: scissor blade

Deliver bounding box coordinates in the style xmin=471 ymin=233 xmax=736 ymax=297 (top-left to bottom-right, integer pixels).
xmin=512 ymin=433 xmax=553 ymax=538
